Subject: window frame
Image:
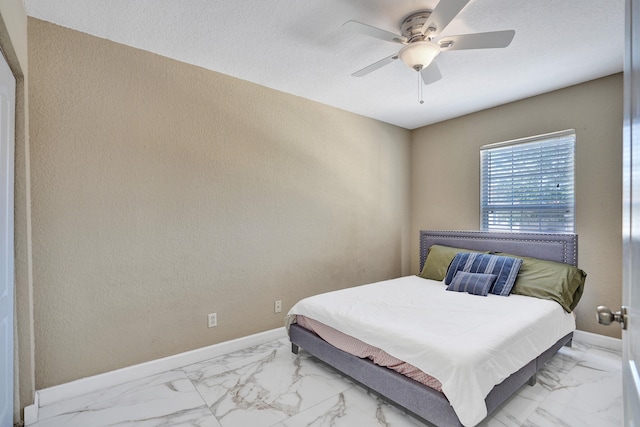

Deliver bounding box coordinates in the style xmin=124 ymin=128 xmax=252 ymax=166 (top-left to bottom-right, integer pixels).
xmin=480 ymin=129 xmax=576 ymax=234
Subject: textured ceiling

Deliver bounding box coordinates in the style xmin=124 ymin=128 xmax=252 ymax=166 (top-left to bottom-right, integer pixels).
xmin=25 ymin=0 xmax=624 ymax=129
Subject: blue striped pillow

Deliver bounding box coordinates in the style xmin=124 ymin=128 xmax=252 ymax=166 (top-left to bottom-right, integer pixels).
xmin=447 ymin=271 xmax=496 ymax=296
xmin=445 ymin=253 xmax=523 ymax=296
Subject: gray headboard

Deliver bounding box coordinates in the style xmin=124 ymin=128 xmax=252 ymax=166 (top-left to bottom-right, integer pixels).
xmin=419 ymin=230 xmax=578 ymax=271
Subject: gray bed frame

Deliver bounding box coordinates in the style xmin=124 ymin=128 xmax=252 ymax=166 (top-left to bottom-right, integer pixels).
xmin=288 ymin=230 xmax=578 ymax=427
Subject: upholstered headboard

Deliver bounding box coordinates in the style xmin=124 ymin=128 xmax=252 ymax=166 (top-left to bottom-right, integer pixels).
xmin=419 ymin=230 xmax=578 ymax=271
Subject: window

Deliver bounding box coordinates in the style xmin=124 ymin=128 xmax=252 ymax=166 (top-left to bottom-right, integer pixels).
xmin=480 ymin=130 xmax=575 ymax=233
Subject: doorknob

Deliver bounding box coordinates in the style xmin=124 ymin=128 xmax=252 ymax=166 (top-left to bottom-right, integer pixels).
xmin=596 ymin=305 xmax=628 ymax=330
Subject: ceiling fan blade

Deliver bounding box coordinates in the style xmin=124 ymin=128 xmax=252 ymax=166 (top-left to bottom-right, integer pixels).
xmin=342 ymin=20 xmax=407 ymax=44
xmin=421 ymin=62 xmax=442 ymax=85
xmin=351 ymin=54 xmax=399 ymax=77
xmin=421 ymin=0 xmax=471 ymax=36
xmin=438 ymin=30 xmax=515 ymax=50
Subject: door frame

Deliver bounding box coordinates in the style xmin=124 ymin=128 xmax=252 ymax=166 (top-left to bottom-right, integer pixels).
xmin=0 ymin=47 xmax=16 ymax=427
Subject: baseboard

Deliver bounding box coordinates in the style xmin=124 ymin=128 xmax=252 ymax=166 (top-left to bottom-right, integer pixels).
xmin=24 ymin=327 xmax=287 ymax=425
xmin=573 ymin=329 xmax=622 ymax=352
xmin=23 ymin=393 xmax=37 ymax=426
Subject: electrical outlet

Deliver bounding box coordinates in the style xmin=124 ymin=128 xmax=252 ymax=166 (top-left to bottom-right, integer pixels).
xmin=274 ymin=300 xmax=282 ymax=313
xmin=207 ymin=313 xmax=217 ymax=328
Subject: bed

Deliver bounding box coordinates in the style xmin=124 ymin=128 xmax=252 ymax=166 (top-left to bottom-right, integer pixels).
xmin=286 ymin=230 xmax=586 ymax=427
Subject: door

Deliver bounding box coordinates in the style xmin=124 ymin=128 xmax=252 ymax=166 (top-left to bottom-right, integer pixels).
xmin=624 ymin=0 xmax=640 ymax=423
xmin=0 ymin=49 xmax=16 ymax=427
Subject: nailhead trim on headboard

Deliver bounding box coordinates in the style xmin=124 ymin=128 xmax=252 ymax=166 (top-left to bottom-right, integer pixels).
xmin=419 ymin=230 xmax=578 ymax=272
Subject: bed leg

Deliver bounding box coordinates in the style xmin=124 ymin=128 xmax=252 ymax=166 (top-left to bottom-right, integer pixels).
xmin=528 ymin=373 xmax=537 ymax=386
xmin=564 ymin=338 xmax=573 ymax=347
xmin=291 ymin=343 xmax=299 ymax=354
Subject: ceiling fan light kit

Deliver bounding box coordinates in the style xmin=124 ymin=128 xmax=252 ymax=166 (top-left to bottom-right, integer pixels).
xmin=398 ymin=41 xmax=440 ymax=72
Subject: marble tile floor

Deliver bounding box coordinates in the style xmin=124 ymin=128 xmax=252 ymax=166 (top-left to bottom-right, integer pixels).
xmin=30 ymin=337 xmax=622 ymax=427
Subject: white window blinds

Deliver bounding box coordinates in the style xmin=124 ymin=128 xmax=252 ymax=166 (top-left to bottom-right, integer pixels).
xmin=480 ymin=130 xmax=575 ymax=233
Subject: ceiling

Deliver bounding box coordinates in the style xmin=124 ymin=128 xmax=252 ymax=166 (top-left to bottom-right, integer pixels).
xmin=24 ymin=0 xmax=624 ymax=130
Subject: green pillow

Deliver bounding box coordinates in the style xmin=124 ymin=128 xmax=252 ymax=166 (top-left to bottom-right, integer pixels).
xmin=419 ymin=245 xmax=484 ymax=281
xmin=499 ymin=253 xmax=587 ymax=312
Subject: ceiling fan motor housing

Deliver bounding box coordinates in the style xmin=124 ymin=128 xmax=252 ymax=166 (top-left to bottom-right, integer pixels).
xmin=400 ymin=11 xmax=434 ymax=42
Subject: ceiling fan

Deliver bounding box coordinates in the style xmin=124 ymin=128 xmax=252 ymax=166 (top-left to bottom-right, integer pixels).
xmin=344 ymin=0 xmax=515 ymax=86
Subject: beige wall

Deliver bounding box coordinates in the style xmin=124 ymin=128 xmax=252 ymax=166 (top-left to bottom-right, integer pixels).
xmin=0 ymin=0 xmax=35 ymax=419
xmin=411 ymin=74 xmax=623 ymax=339
xmin=28 ymin=18 xmax=411 ymax=389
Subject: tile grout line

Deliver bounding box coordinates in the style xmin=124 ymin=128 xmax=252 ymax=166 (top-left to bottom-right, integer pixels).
xmin=267 ymin=385 xmax=358 ymax=427
xmin=179 ymin=365 xmax=221 ymax=426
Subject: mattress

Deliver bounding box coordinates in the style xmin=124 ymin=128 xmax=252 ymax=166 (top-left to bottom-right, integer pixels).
xmin=286 ymin=275 xmax=576 ymax=427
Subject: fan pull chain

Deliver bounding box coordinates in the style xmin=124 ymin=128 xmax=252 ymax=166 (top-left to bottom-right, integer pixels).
xmin=418 ymin=72 xmax=424 ymax=104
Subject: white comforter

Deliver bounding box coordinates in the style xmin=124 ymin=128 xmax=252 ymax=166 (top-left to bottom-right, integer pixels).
xmin=286 ymin=275 xmax=575 ymax=427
